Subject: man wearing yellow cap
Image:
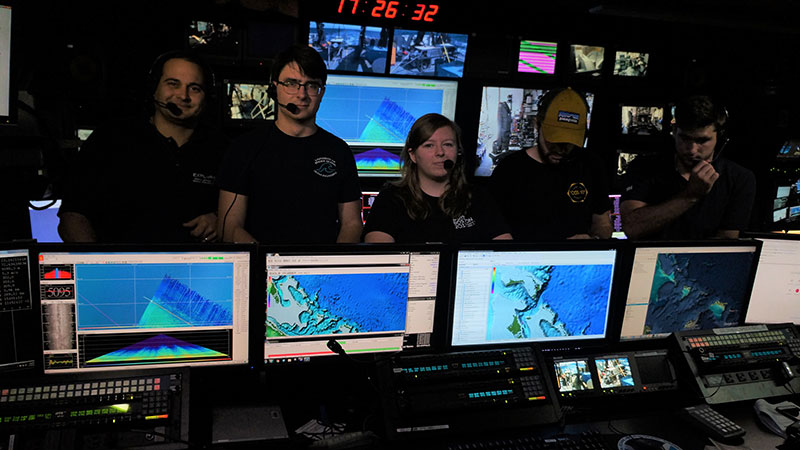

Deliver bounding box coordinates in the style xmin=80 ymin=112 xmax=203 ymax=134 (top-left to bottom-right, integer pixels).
xmin=489 ymin=87 xmax=612 ymax=241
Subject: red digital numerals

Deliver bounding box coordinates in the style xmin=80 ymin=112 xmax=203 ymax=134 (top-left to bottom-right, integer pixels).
xmin=411 ymin=3 xmax=438 ymax=21
xmin=337 ymin=0 xmax=439 ymax=22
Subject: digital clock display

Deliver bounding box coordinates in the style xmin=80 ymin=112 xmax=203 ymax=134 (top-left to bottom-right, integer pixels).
xmin=336 ymin=0 xmax=441 ymax=23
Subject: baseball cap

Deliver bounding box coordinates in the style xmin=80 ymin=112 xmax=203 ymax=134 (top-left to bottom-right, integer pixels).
xmin=539 ymin=88 xmax=588 ymax=148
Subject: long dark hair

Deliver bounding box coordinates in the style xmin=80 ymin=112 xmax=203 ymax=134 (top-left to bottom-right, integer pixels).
xmin=393 ymin=113 xmax=471 ymax=220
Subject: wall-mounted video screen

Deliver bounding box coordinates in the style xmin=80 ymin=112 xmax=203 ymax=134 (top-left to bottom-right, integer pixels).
xmin=475 ymin=86 xmax=594 ymax=177
xmin=390 ymin=29 xmax=468 ymax=78
xmin=613 ymin=51 xmax=649 ymax=77
xmin=309 ymin=21 xmax=389 ymax=73
xmin=569 ymin=44 xmax=604 ymax=76
xmin=518 ymin=40 xmax=557 ymax=75
xmin=621 ymin=106 xmax=664 ymax=135
xmin=616 ymin=151 xmax=640 ymax=177
xmin=187 ymin=20 xmax=241 ymax=61
xmin=224 ymin=80 xmax=274 ymax=122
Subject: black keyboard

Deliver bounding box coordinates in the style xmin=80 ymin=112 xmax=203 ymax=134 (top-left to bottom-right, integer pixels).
xmin=447 ymin=431 xmax=615 ymax=450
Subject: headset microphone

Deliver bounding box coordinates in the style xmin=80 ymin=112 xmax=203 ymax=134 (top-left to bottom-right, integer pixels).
xmin=443 ymin=159 xmax=455 ymax=171
xmin=154 ymin=99 xmax=183 ymax=116
xmin=277 ymin=102 xmax=299 ymax=115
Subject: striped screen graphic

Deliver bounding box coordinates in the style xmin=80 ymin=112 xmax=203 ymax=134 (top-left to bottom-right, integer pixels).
xmin=518 ymin=40 xmax=557 ymax=74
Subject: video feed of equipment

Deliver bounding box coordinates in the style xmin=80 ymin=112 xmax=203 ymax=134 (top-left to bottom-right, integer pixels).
xmin=187 ymin=20 xmax=239 ymax=58
xmin=595 ymin=356 xmax=633 ymax=388
xmin=28 ymin=200 xmax=62 ymax=243
xmin=746 ymin=235 xmax=800 ymax=325
xmin=771 ymin=182 xmax=800 ymax=226
xmin=0 ymin=246 xmax=36 ymax=374
xmin=264 ymin=247 xmax=441 ymax=363
xmin=390 ymin=29 xmax=468 ymax=78
xmin=619 ymin=242 xmax=760 ymax=341
xmin=0 ymin=5 xmax=11 ymax=123
xmin=449 ymin=246 xmax=616 ymax=347
xmin=568 ymin=45 xmax=604 ymax=76
xmin=38 ymin=247 xmax=252 ymax=373
xmin=616 ymin=150 xmax=639 ymax=177
xmin=316 ymin=74 xmax=458 ymax=176
xmin=309 ymin=21 xmax=389 ymax=73
xmin=613 ymin=51 xmax=649 ymax=77
xmin=621 ymin=106 xmax=663 ymax=135
xmin=778 ymin=139 xmax=800 ymax=158
xmin=517 ymin=40 xmax=557 ymax=75
xmin=475 ymin=86 xmax=594 ymax=177
xmin=553 ymin=359 xmax=594 ymax=393
xmin=224 ymin=81 xmax=274 ymax=121
xmin=360 ymin=191 xmax=379 ymax=224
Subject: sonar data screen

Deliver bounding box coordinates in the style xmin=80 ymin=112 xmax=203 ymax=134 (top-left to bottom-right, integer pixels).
xmin=450 ymin=248 xmax=616 ymax=347
xmin=38 ymin=250 xmax=251 ymax=373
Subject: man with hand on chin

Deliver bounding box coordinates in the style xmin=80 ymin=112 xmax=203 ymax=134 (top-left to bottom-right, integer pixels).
xmin=489 ymin=87 xmax=613 ymax=241
xmin=59 ymin=50 xmax=226 ymax=243
xmin=620 ymin=95 xmax=755 ymax=239
xmin=217 ymin=45 xmax=362 ymax=244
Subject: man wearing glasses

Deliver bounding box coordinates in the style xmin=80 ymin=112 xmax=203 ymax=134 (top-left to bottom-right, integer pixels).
xmin=217 ymin=45 xmax=362 ymax=243
xmin=620 ymin=95 xmax=755 ymax=239
xmin=489 ymin=87 xmax=613 ymax=241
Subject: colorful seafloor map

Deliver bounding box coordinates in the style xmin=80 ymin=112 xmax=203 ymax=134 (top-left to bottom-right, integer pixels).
xmin=487 ymin=264 xmax=612 ymax=342
xmin=643 ymin=252 xmax=755 ymax=335
xmin=266 ymin=273 xmax=408 ymax=338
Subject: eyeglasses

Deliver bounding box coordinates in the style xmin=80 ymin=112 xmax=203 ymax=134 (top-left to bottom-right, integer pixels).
xmin=276 ymin=79 xmax=325 ymax=96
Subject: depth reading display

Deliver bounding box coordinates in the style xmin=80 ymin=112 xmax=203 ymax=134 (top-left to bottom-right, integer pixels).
xmin=336 ymin=0 xmax=441 ymax=22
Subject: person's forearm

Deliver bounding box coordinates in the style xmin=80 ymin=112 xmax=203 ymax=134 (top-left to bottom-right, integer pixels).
xmin=337 ymin=221 xmax=363 ymax=243
xmin=58 ymin=212 xmax=98 ymax=242
xmin=622 ymin=196 xmax=697 ymax=240
xmin=590 ymin=217 xmax=613 ymax=239
xmin=226 ymin=225 xmax=257 ymax=243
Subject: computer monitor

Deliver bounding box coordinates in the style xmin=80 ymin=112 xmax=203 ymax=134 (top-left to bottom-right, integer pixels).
xmin=0 ymin=4 xmax=13 ymax=124
xmin=390 ymin=29 xmax=468 ymax=78
xmin=449 ymin=242 xmax=618 ymax=349
xmin=37 ymin=244 xmax=254 ymax=374
xmin=745 ymin=234 xmax=800 ymax=324
xmin=0 ymin=244 xmax=37 ymax=374
xmin=308 ymin=21 xmax=389 ymax=73
xmin=223 ymin=79 xmax=274 ymax=124
xmin=517 ymin=40 xmax=557 ymax=75
xmin=316 ymin=74 xmax=458 ymax=175
xmin=568 ymin=44 xmax=604 ymax=76
xmin=618 ymin=241 xmax=761 ymax=341
xmin=264 ymin=245 xmax=443 ymax=363
xmin=475 ymin=85 xmax=594 ymax=177
xmin=28 ymin=199 xmax=62 ymax=243
xmin=186 ymin=20 xmax=242 ymax=63
xmin=621 ymin=105 xmax=664 ymax=136
xmin=613 ymin=51 xmax=649 ymax=77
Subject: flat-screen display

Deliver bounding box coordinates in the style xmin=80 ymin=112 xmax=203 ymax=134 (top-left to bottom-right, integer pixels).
xmin=0 ymin=245 xmax=36 ymax=374
xmin=518 ymin=40 xmax=557 ymax=75
xmin=619 ymin=242 xmax=760 ymax=340
xmin=621 ymin=106 xmax=664 ymax=135
xmin=746 ymin=235 xmax=800 ymax=324
xmin=0 ymin=5 xmax=11 ymax=123
xmin=187 ymin=20 xmax=241 ymax=61
xmin=28 ymin=199 xmax=62 ymax=243
xmin=613 ymin=51 xmax=649 ymax=77
xmin=264 ymin=246 xmax=442 ymax=363
xmin=309 ymin=21 xmax=389 ymax=73
xmin=475 ymin=85 xmax=594 ymax=177
xmin=360 ymin=191 xmax=379 ymax=224
xmin=569 ymin=44 xmax=604 ymax=76
xmin=778 ymin=139 xmax=800 ymax=158
xmin=553 ymin=359 xmax=594 ymax=392
xmin=449 ymin=244 xmax=617 ymax=347
xmin=38 ymin=246 xmax=253 ymax=373
xmin=595 ymin=356 xmax=634 ymax=389
xmin=774 ymin=208 xmax=788 ymax=222
xmin=390 ymin=29 xmax=468 ymax=78
xmin=224 ymin=80 xmax=274 ymax=122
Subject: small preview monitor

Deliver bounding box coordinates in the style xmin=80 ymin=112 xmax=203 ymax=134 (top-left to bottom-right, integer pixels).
xmin=774 ymin=208 xmax=788 ymax=222
xmin=616 ymin=150 xmax=639 ymax=177
xmin=569 ymin=44 xmax=604 ymax=76
xmin=475 ymin=86 xmax=594 ymax=177
xmin=594 ymin=356 xmax=634 ymax=389
xmin=264 ymin=245 xmax=442 ymax=363
xmin=309 ymin=21 xmax=389 ymax=73
xmin=619 ymin=241 xmax=760 ymax=340
xmin=778 ymin=139 xmax=800 ymax=158
xmin=361 ymin=191 xmax=380 ymax=224
xmin=791 ymin=205 xmax=800 ymax=218
xmin=621 ymin=106 xmax=664 ymax=136
xmin=187 ymin=20 xmax=241 ymax=61
xmin=613 ymin=51 xmax=649 ymax=77
xmin=0 ymin=4 xmax=11 ymax=124
xmin=38 ymin=245 xmax=253 ymax=373
xmin=745 ymin=234 xmax=800 ymax=324
xmin=390 ymin=29 xmax=468 ymax=78
xmin=449 ymin=243 xmax=617 ymax=348
xmin=28 ymin=199 xmax=62 ymax=243
xmin=777 ymin=185 xmax=791 ymax=198
xmin=553 ymin=359 xmax=594 ymax=392
xmin=224 ymin=80 xmax=274 ymax=122
xmin=0 ymin=244 xmax=36 ymax=374
xmin=517 ymin=40 xmax=557 ymax=75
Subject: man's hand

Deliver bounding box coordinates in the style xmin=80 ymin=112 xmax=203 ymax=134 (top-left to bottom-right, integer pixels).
xmin=183 ymin=212 xmax=218 ymax=242
xmin=684 ymin=160 xmax=719 ymax=200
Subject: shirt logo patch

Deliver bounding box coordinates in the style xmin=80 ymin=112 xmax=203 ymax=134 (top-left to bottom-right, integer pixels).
xmin=314 ymin=157 xmax=337 ymax=178
xmin=558 ymin=111 xmax=580 ymax=124
xmin=453 ymin=215 xmax=476 ymax=230
xmin=192 ymin=173 xmax=216 ymax=185
xmin=567 ymin=182 xmax=588 ymax=203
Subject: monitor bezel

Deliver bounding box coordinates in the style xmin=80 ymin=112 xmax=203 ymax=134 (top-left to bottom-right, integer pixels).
xmin=33 ymin=242 xmax=259 ymax=373
xmin=446 ymin=240 xmax=625 ymax=353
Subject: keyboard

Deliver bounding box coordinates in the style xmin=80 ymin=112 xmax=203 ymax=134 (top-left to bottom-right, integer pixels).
xmin=447 ymin=431 xmax=615 ymax=450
